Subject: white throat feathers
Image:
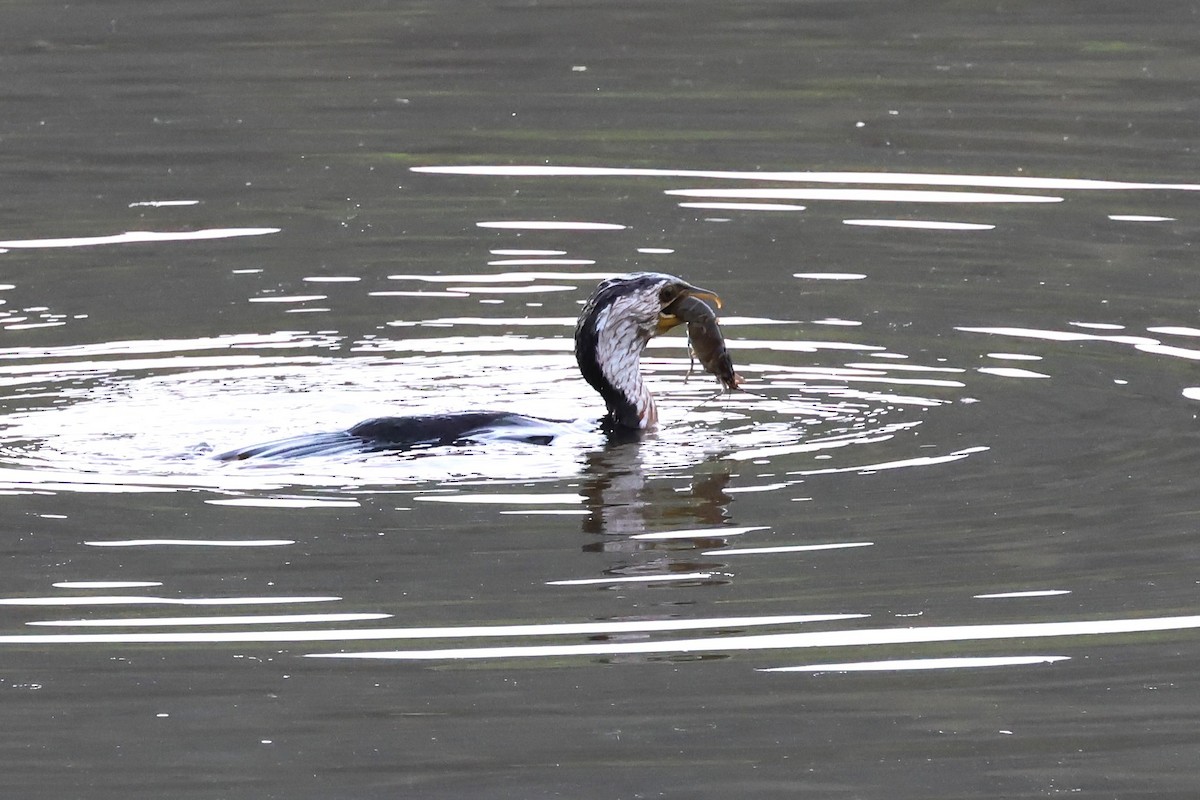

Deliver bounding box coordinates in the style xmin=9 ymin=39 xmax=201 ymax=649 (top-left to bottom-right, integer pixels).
xmin=590 ymin=297 xmax=660 ymax=428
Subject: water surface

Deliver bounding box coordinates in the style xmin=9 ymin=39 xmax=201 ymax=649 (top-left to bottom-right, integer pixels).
xmin=3 ymin=2 xmax=1200 ymax=797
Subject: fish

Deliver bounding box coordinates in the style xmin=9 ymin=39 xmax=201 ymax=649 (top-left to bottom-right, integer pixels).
xmin=659 ymin=294 xmax=742 ymax=390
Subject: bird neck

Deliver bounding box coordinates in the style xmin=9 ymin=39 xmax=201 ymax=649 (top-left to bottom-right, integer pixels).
xmin=575 ymin=302 xmax=658 ymax=430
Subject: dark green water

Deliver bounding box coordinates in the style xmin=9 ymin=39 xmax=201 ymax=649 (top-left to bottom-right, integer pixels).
xmin=1 ymin=2 xmax=1199 ymax=797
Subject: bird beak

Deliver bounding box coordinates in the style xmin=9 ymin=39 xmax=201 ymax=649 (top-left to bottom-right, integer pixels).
xmin=656 ymin=282 xmax=722 ymax=335
xmin=683 ymin=285 xmax=723 ymax=309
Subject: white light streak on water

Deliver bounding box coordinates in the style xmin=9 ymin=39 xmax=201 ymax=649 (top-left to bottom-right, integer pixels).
xmin=411 ymin=165 xmax=1200 ymax=192
xmin=785 ymin=446 xmax=990 ymax=476
xmin=666 ymin=188 xmax=1063 ymax=204
xmin=702 ymin=542 xmax=874 ymax=556
xmin=678 ymin=202 xmax=807 ymax=211
xmin=417 ymin=493 xmax=585 ymax=505
xmin=843 ymin=362 xmax=966 ymax=373
xmin=444 ymin=285 xmax=577 ymax=294
xmin=29 ymin=613 xmax=393 ymax=627
xmin=986 ymin=353 xmax=1043 ymax=361
xmin=793 ymin=272 xmax=867 ymax=280
xmin=977 ymin=367 xmax=1052 ymax=378
xmin=0 ymin=332 xmax=334 ymax=360
xmin=53 ymin=581 xmax=163 ymax=589
xmin=205 ymin=498 xmax=360 ymax=509
xmin=0 ymin=614 xmax=862 ymax=644
xmin=957 ymin=326 xmax=1158 ymax=346
xmin=760 ymin=655 xmax=1069 ymax=672
xmin=128 ymin=200 xmax=201 ymax=207
xmin=476 ymin=221 xmax=626 ymax=230
xmin=1069 ymin=321 xmax=1125 ymax=330
xmin=84 ymin=539 xmax=295 ymax=547
xmin=723 ymin=483 xmax=794 ymax=494
xmin=485 ymin=259 xmax=597 ymax=266
xmin=1136 ymin=343 xmax=1200 ymax=360
xmin=6 ymin=321 xmax=66 ymax=330
xmin=489 ymin=249 xmax=568 ymax=255
xmin=0 ymin=228 xmax=280 ymax=248
xmin=388 ymin=272 xmax=615 ymax=283
xmin=306 ymin=613 xmax=1200 ymax=661
xmin=546 ymin=572 xmax=713 ymax=586
xmin=369 ymin=291 xmax=469 ymax=298
xmin=842 ymin=219 xmax=995 ymax=230
xmin=0 ymin=354 xmax=323 ymax=378
xmin=1148 ymin=326 xmax=1200 ymax=337
xmin=0 ymin=595 xmax=338 ymax=606
xmin=248 ymin=295 xmax=328 ymax=303
xmin=965 ymin=327 xmax=1200 ymax=363
xmin=629 ymin=526 xmax=768 ymax=541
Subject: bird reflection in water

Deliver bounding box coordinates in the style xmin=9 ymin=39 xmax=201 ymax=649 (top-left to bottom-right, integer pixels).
xmin=579 ymin=442 xmax=736 ymax=540
xmin=571 ymin=441 xmax=740 ymax=639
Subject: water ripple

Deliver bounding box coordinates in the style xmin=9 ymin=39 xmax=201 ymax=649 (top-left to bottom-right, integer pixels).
xmin=0 ymin=228 xmax=279 ymax=249
xmin=411 ymin=165 xmax=1200 ymax=192
xmin=304 ymin=613 xmax=1200 ymax=661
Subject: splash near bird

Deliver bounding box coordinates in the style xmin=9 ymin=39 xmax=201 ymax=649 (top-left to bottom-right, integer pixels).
xmin=216 ymin=272 xmax=740 ymax=460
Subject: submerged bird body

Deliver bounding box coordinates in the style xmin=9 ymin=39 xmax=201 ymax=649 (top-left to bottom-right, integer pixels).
xmin=217 ymin=412 xmax=560 ymax=460
xmin=216 ymin=272 xmax=735 ymax=461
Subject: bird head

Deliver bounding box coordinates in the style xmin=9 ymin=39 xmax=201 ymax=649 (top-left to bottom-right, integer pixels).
xmin=574 ymin=272 xmax=723 ymax=430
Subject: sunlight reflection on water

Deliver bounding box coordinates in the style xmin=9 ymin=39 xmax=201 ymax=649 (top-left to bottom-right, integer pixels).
xmin=0 ymin=228 xmax=280 ymax=249
xmin=409 ymin=165 xmax=1200 ymax=192
xmin=0 ymin=191 xmax=1128 ymax=671
xmin=0 ymin=300 xmax=975 ymax=494
xmin=303 ymin=614 xmax=1200 ymax=662
xmin=4 ymin=163 xmax=1196 ymax=683
xmin=11 ymin=163 xmax=1180 ymax=500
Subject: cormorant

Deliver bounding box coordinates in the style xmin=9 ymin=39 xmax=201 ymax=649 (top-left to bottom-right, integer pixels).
xmin=215 ymin=272 xmax=737 ymax=460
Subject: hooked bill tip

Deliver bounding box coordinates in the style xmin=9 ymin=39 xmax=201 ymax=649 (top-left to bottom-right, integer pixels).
xmin=683 ymin=286 xmax=722 ymax=309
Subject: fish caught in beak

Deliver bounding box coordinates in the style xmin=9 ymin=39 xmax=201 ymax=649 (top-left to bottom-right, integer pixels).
xmin=657 ymin=282 xmax=742 ymax=390
xmin=656 ymin=282 xmax=722 ymax=335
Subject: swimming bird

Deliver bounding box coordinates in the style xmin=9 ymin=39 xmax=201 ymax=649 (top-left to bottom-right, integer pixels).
xmin=215 ymin=272 xmax=737 ymax=460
